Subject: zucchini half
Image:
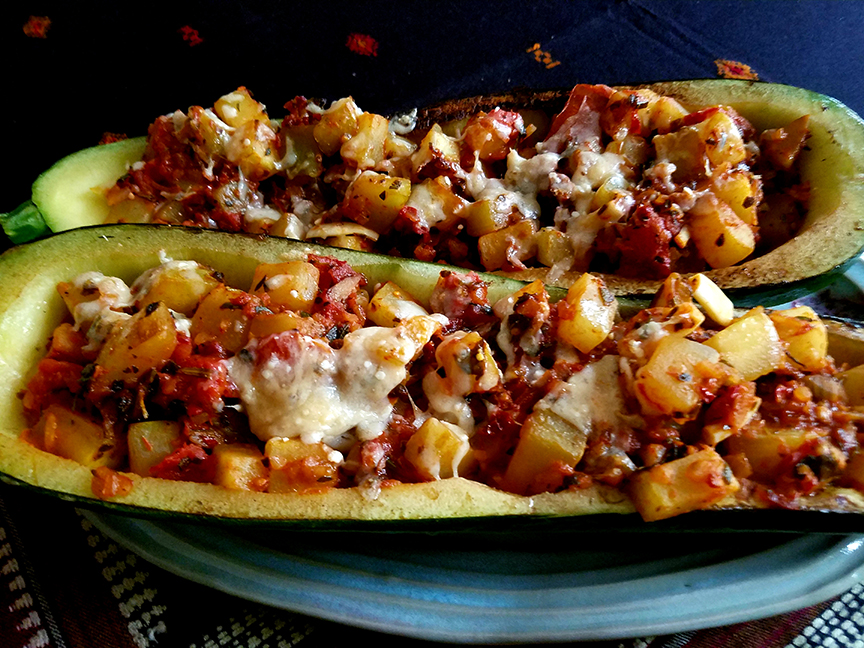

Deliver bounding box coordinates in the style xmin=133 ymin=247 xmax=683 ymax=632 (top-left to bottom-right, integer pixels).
xmin=1 ymin=224 xmax=864 ymax=527
xmin=437 ymin=80 xmax=864 ymax=306
xmin=4 ymin=80 xmax=864 ymax=306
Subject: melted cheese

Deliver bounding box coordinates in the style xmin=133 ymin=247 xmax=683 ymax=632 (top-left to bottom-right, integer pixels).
xmin=229 ymin=319 xmax=435 ymax=449
xmin=537 ymin=354 xmax=625 ymax=434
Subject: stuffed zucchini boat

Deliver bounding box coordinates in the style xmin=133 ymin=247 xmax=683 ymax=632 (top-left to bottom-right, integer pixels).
xmin=4 ymin=80 xmax=864 ymax=305
xmin=1 ymin=225 xmax=863 ymax=525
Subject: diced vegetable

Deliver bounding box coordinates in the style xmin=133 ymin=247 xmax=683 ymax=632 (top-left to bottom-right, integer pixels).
xmin=212 ymin=443 xmax=268 ymax=491
xmin=190 ymin=285 xmax=252 ymax=353
xmin=342 ymin=171 xmax=412 ymax=232
xmin=368 ymin=281 xmax=429 ymax=327
xmin=127 ymin=421 xmax=183 ymax=476
xmin=704 ymin=308 xmax=783 ymax=380
xmin=628 ymin=447 xmax=739 ymax=521
xmin=404 ymin=418 xmax=476 ymax=480
xmin=92 ymin=303 xmax=178 ymax=392
xmin=635 ymin=336 xmax=722 ymax=418
xmin=250 ymin=261 xmax=320 ymax=312
xmin=769 ymin=306 xmax=829 ymax=372
xmin=135 ymin=262 xmax=222 ymax=316
xmin=502 ymin=409 xmax=588 ymax=495
xmin=265 ymin=437 xmax=339 ymax=493
xmin=29 ymin=405 xmax=123 ymax=469
xmin=688 ymin=193 xmax=756 ymax=269
xmin=556 ymin=273 xmax=617 ymax=353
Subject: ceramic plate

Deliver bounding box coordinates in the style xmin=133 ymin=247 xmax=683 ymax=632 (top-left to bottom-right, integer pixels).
xmin=83 ymin=257 xmax=864 ymax=644
xmin=86 ymin=510 xmax=864 ymax=643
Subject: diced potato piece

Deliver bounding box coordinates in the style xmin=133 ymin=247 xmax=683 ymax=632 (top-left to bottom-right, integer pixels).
xmin=250 ymin=261 xmax=320 ymax=312
xmin=635 ymin=336 xmax=722 ymax=418
xmin=502 ymin=409 xmax=588 ymax=495
xmin=769 ymin=306 xmax=828 ymax=372
xmin=536 ymin=227 xmax=573 ymax=268
xmin=653 ymin=109 xmax=746 ymax=181
xmin=135 ymin=262 xmax=222 ymax=316
xmin=225 ymin=119 xmax=280 ymax=181
xmin=689 ymin=273 xmax=734 ymax=326
xmin=406 ymin=176 xmax=469 ymax=232
xmin=249 ymin=312 xmax=314 ymax=339
xmin=341 ymin=171 xmax=412 ymax=232
xmin=432 ymin=331 xmax=502 ymax=394
xmin=711 ymin=170 xmax=762 ymax=226
xmin=190 ymin=285 xmax=251 ymax=353
xmin=698 ymin=110 xmax=747 ymax=168
xmin=214 ymin=87 xmax=268 ymax=127
xmin=463 ymin=197 xmax=512 ymax=237
xmin=726 ymin=429 xmax=820 ymax=481
xmin=628 ymin=447 xmax=739 ymax=521
xmin=127 ymin=420 xmax=183 ymax=476
xmin=840 ymin=364 xmax=864 ymax=406
xmin=341 ymin=112 xmax=389 ymax=169
xmin=652 ymin=128 xmax=706 ymax=182
xmin=313 ymin=97 xmax=362 ymax=156
xmin=94 ymin=303 xmax=178 ymax=390
xmin=688 ymin=194 xmax=756 ymax=269
xmin=265 ymin=437 xmax=339 ymax=493
xmin=587 ymin=175 xmax=631 ymax=213
xmin=213 ymin=443 xmax=268 ymax=491
xmin=31 ymin=405 xmax=123 ymax=469
xmin=404 ymin=418 xmax=476 ymax=480
xmin=557 ymin=273 xmax=617 ymax=353
xmin=411 ymin=123 xmax=461 ymax=177
xmin=704 ymin=307 xmax=783 ymax=380
xmin=368 ymin=281 xmax=429 ymax=327
xmin=648 ymin=95 xmax=689 ymax=133
xmin=478 ymin=219 xmax=538 ymax=271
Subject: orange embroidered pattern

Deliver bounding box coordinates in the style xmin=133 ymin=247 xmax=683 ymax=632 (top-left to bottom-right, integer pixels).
xmin=179 ymin=26 xmax=203 ymax=46
xmin=346 ymin=33 xmax=379 ymax=57
xmin=98 ymin=133 xmax=128 ymax=145
xmin=527 ymin=43 xmax=561 ymax=69
xmin=715 ymin=59 xmax=759 ymax=80
xmin=23 ymin=16 xmax=51 ymax=38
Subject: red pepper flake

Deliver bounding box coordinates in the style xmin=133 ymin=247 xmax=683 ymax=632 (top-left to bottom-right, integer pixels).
xmin=346 ymin=33 xmax=378 ymax=57
xmin=23 ymin=16 xmax=51 ymax=38
xmin=91 ymin=466 xmax=134 ymax=499
xmin=178 ymin=25 xmax=203 ymax=46
xmin=715 ymin=59 xmax=759 ymax=81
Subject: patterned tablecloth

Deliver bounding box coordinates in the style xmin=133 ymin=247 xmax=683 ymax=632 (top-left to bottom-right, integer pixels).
xmin=2 ymin=2 xmax=864 ymax=646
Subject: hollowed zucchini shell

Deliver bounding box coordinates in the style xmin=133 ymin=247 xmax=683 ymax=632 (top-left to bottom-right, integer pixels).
xmin=432 ymin=80 xmax=864 ymax=306
xmin=5 ymin=80 xmax=863 ymax=306
xmin=1 ymin=224 xmax=864 ymax=530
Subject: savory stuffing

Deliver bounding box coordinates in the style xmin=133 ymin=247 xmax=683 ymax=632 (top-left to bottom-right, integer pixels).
xmin=19 ymin=256 xmax=864 ymax=520
xmin=103 ymin=85 xmax=810 ymax=281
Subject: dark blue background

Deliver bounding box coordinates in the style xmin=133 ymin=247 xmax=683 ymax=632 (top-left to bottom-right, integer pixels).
xmin=4 ymin=0 xmax=864 ymax=212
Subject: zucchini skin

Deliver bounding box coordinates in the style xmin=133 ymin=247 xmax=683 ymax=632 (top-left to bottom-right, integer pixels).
xmin=9 ymin=80 xmax=864 ymax=305
xmin=1 ymin=224 xmax=864 ymax=527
